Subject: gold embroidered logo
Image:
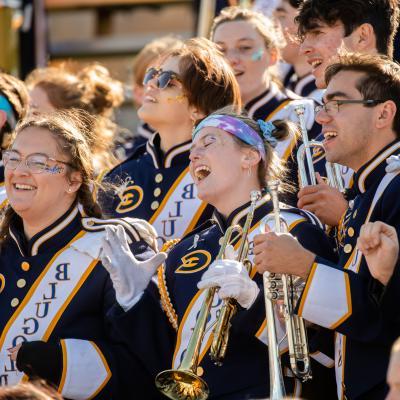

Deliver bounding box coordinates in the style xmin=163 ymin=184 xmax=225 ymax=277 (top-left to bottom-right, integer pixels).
xmin=0 ymin=273 xmax=5 ymax=293
xmin=176 ymin=250 xmax=212 ymax=274
xmin=115 ymin=180 xmax=144 ymax=214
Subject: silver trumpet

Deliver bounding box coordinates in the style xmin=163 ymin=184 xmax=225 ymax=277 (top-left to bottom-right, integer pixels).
xmin=295 ymin=104 xmax=345 ymax=191
xmin=261 ymin=181 xmax=312 ymax=399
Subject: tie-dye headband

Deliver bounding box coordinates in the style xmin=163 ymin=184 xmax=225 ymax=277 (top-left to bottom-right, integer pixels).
xmin=0 ymin=95 xmax=16 ymax=129
xmin=192 ymin=114 xmax=277 ymax=160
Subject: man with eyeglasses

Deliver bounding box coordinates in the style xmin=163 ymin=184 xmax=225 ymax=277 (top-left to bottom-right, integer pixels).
xmin=295 ymin=0 xmax=400 ymax=228
xmin=254 ymin=53 xmax=400 ymax=399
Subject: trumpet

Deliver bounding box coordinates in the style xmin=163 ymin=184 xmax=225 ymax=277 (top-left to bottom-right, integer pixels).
xmin=261 ymin=181 xmax=312 ymax=399
xmin=295 ymin=104 xmax=345 ymax=191
xmin=155 ymin=190 xmax=261 ymax=400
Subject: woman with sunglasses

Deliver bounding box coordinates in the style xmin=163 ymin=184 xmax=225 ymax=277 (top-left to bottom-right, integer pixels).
xmin=99 ymin=37 xmax=241 ymax=245
xmin=102 ymin=109 xmax=338 ymax=399
xmin=0 ymin=110 xmax=164 ymax=399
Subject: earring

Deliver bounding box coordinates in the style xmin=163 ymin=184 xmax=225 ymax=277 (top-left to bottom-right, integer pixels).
xmin=247 ymin=168 xmax=252 ymax=177
xmin=67 ymin=187 xmax=72 ymax=193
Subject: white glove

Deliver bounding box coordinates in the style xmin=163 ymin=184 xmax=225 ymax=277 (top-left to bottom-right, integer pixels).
xmin=386 ymin=155 xmax=400 ymax=173
xmin=197 ymin=259 xmax=260 ymax=309
xmin=101 ymin=225 xmax=167 ymax=311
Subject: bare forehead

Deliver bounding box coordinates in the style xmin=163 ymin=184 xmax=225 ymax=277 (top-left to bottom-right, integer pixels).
xmin=214 ymin=20 xmax=262 ymax=42
xmin=12 ymin=126 xmax=61 ymax=155
xmin=159 ymin=56 xmax=180 ymax=73
xmin=324 ymin=70 xmax=364 ymax=99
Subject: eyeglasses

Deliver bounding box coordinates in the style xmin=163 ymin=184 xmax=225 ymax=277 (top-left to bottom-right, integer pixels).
xmin=143 ymin=67 xmax=181 ymax=89
xmin=2 ymin=150 xmax=73 ymax=174
xmin=315 ymin=99 xmax=384 ymax=116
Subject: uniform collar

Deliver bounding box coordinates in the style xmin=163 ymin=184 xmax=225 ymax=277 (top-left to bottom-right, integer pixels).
xmin=9 ymin=203 xmax=82 ymax=257
xmin=353 ymin=140 xmax=400 ymax=194
xmin=245 ymin=82 xmax=280 ymax=112
xmin=146 ymin=133 xmax=191 ymax=169
xmin=212 ymin=192 xmax=271 ymax=233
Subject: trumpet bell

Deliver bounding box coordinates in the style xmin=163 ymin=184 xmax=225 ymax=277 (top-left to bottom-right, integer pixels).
xmin=155 ymin=369 xmax=209 ymax=400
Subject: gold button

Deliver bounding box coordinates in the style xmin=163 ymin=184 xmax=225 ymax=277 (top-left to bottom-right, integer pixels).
xmin=17 ymin=279 xmax=26 ymax=288
xmin=348 ymin=227 xmax=355 ymax=237
xmin=21 ymin=261 xmax=30 ymax=271
xmin=11 ymin=298 xmax=19 ymax=307
xmin=153 ymin=188 xmax=161 ymax=197
xmin=155 ymin=173 xmax=163 ymax=183
xmin=196 ymin=366 xmax=204 ymax=376
xmin=344 ymin=244 xmax=352 ymax=254
xmin=353 ymin=210 xmax=357 ymax=219
xmin=151 ymin=201 xmax=160 ymax=210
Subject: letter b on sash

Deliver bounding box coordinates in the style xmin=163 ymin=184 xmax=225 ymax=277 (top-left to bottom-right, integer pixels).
xmin=55 ymin=263 xmax=70 ymax=281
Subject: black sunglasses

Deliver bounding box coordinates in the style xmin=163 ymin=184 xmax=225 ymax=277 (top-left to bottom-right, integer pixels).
xmin=143 ymin=67 xmax=181 ymax=89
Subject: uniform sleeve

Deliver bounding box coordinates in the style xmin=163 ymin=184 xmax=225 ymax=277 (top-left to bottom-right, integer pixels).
xmin=297 ymin=183 xmax=400 ymax=344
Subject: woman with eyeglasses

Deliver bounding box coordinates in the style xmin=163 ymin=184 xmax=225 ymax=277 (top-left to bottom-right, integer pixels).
xmin=99 ymin=37 xmax=241 ymax=245
xmin=0 ymin=110 xmax=165 ymax=399
xmin=101 ymin=109 xmax=338 ymax=399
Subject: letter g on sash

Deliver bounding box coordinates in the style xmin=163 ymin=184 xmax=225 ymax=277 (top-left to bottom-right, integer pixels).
xmin=22 ymin=318 xmax=39 ymax=335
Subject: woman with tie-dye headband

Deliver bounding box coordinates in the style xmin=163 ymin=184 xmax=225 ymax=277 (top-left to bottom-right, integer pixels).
xmin=102 ymin=108 xmax=337 ymax=399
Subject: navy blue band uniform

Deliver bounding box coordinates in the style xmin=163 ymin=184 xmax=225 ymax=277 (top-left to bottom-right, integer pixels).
xmin=0 ymin=204 xmax=156 ymax=399
xmin=110 ymin=195 xmax=338 ymax=399
xmin=286 ymin=72 xmax=324 ymax=105
xmin=297 ymin=140 xmax=400 ymax=399
xmin=99 ymin=133 xmax=213 ymax=245
xmin=245 ymin=81 xmax=321 ymax=205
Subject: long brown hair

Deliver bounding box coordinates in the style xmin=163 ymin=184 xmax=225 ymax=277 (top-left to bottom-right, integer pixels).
xmin=0 ymin=110 xmax=103 ymax=247
xmin=161 ymin=37 xmax=242 ymax=118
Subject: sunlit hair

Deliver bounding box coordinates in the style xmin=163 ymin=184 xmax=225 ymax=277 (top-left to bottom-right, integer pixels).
xmin=0 ymin=73 xmax=29 ymax=147
xmin=325 ymin=53 xmax=400 ymax=138
xmin=26 ymin=63 xmax=124 ymax=170
xmin=0 ymin=110 xmax=103 ymax=247
xmin=210 ymin=6 xmax=284 ymax=52
xmin=0 ymin=379 xmax=62 ymax=399
xmin=204 ymin=106 xmax=299 ymax=191
xmin=160 ymin=37 xmax=242 ymax=118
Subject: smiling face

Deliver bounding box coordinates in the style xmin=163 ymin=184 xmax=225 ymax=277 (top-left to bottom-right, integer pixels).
xmin=5 ymin=127 xmax=81 ymax=225
xmin=299 ymin=21 xmax=357 ymax=88
xmin=316 ymin=70 xmax=379 ymax=170
xmin=189 ymin=126 xmax=261 ymax=214
xmin=212 ymin=20 xmax=276 ymax=104
xmin=137 ymin=56 xmax=193 ymax=130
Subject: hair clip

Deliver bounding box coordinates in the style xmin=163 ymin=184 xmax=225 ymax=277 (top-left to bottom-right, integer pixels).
xmin=257 ymin=120 xmax=278 ymax=148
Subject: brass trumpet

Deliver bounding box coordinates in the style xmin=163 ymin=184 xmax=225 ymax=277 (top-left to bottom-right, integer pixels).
xmin=155 ymin=190 xmax=261 ymax=400
xmin=261 ymin=181 xmax=312 ymax=399
xmin=295 ymin=104 xmax=345 ymax=191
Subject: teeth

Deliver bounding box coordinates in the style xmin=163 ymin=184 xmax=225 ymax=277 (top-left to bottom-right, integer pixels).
xmin=145 ymin=96 xmax=156 ymax=102
xmin=310 ymin=60 xmax=322 ymax=68
xmin=194 ymin=166 xmax=211 ymax=181
xmin=14 ymin=183 xmax=35 ymax=190
xmin=324 ymin=131 xmax=338 ymax=139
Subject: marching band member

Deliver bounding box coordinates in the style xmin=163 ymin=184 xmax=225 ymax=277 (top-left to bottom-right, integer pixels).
xmin=273 ymin=0 xmax=323 ymax=102
xmin=210 ymin=7 xmax=318 ymax=145
xmin=102 ymin=109 xmax=338 ymax=399
xmin=0 ymin=73 xmax=29 ymax=207
xmin=254 ymin=53 xmax=400 ymax=399
xmin=99 ymin=38 xmax=241 ymax=245
xmin=296 ymin=0 xmax=400 ymax=227
xmin=129 ymin=36 xmax=183 ymax=158
xmin=0 ymin=110 xmax=163 ymax=399
xmin=358 ymin=221 xmax=399 ymax=286
xmin=26 ymin=64 xmax=124 ymax=172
